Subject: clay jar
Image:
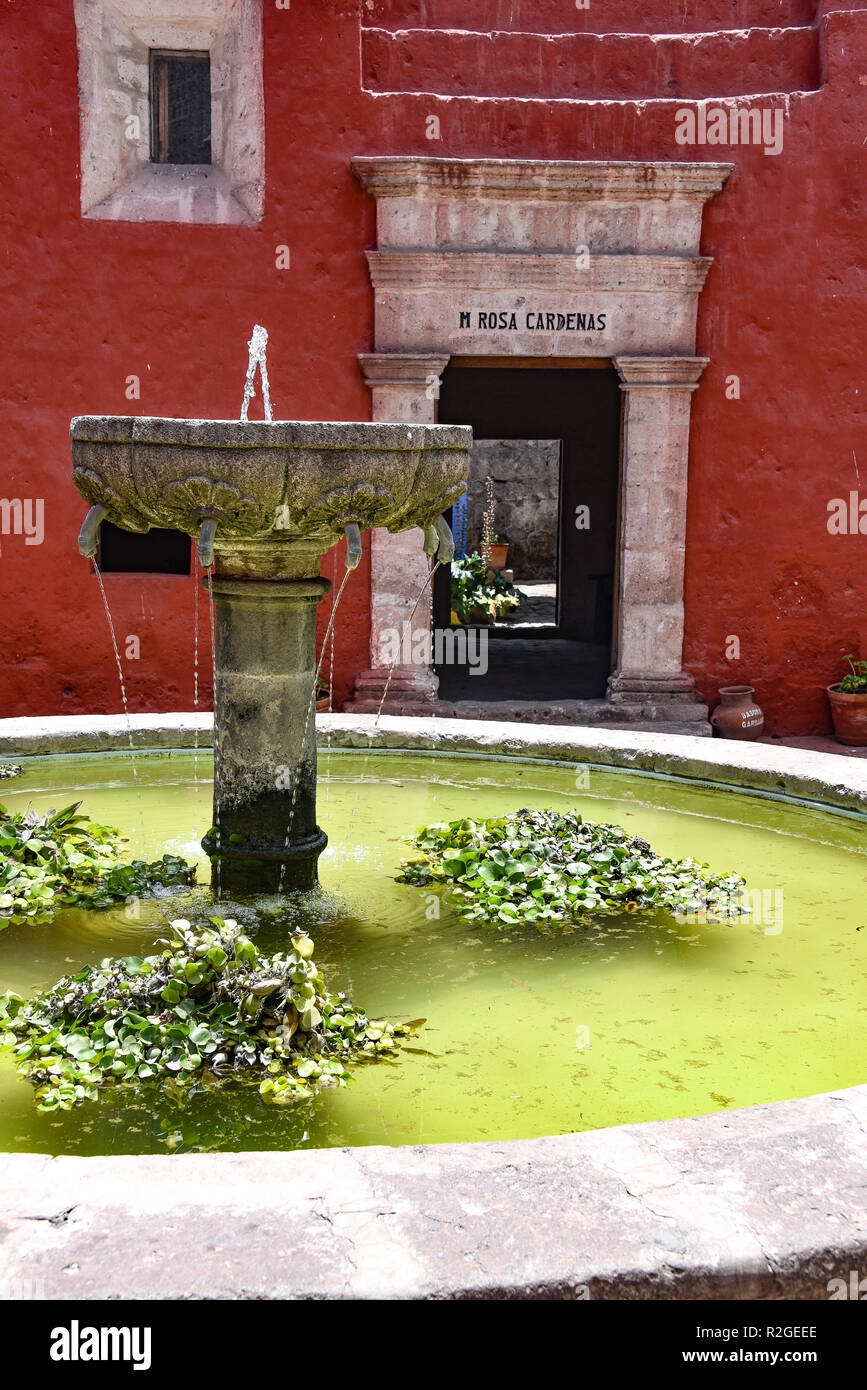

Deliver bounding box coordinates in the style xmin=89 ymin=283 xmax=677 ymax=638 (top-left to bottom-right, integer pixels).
xmin=711 ymin=685 xmax=765 ymax=740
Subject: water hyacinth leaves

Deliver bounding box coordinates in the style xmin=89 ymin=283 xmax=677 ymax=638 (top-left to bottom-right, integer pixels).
xmin=0 ymin=800 xmax=195 ymax=928
xmin=0 ymin=917 xmax=414 ymax=1114
xmin=398 ymin=809 xmax=748 ymax=932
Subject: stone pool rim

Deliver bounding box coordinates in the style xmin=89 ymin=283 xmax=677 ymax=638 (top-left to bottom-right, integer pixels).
xmin=1 ymin=712 xmax=865 ymax=1301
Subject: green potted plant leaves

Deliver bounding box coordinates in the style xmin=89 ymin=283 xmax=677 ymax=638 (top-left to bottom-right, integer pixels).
xmin=827 ymin=654 xmax=867 ymax=746
xmin=450 ymin=552 xmax=520 ymax=625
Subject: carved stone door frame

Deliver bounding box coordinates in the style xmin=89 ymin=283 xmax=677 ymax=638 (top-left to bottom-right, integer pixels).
xmin=348 ymin=157 xmax=731 ymax=725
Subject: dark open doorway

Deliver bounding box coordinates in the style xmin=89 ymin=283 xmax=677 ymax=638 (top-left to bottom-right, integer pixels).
xmin=435 ymin=363 xmax=621 ymax=703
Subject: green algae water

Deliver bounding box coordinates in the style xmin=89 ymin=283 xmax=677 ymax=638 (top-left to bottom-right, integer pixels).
xmin=0 ymin=750 xmax=864 ymax=1154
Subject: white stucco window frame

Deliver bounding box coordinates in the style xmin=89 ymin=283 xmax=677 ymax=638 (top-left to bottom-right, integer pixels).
xmin=74 ymin=0 xmax=264 ymax=225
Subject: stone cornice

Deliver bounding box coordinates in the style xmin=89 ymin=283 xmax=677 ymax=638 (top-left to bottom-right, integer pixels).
xmin=358 ymin=352 xmax=451 ymax=387
xmin=366 ymin=251 xmax=713 ymax=294
xmin=615 ymin=356 xmax=710 ymax=387
xmin=352 ymin=157 xmax=733 ymax=203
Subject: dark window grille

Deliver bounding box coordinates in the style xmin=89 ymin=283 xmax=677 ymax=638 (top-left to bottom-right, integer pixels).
xmin=149 ymin=50 xmax=211 ymax=165
xmin=98 ymin=522 xmax=191 ymax=575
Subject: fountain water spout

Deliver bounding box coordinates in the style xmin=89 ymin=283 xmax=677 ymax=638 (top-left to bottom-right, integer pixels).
xmin=344 ymin=522 xmax=362 ymax=571
xmin=78 ymin=504 xmax=107 ymax=558
xmin=433 ymin=515 xmax=455 ymax=564
xmin=197 ymin=518 xmax=217 ymax=569
xmin=422 ymin=515 xmax=456 ymax=563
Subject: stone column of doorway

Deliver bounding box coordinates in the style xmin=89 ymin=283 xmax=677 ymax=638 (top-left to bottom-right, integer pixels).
xmin=347 ymin=352 xmax=451 ymax=712
xmin=608 ymin=356 xmax=709 ymax=721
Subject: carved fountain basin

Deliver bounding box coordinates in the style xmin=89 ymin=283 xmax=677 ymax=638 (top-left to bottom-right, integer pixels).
xmin=70 ymin=416 xmax=471 ymax=562
xmin=70 ymin=414 xmax=472 ymax=892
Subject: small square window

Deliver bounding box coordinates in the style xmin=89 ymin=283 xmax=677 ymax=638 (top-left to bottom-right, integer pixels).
xmin=99 ymin=522 xmax=191 ymax=575
xmin=149 ymin=50 xmax=211 ymax=165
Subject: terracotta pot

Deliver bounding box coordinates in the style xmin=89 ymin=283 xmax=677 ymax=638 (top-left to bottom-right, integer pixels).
xmin=828 ymin=686 xmax=867 ymax=746
xmin=710 ymin=685 xmax=764 ymax=740
xmin=315 ymin=696 xmax=330 ymax=713
xmin=487 ymin=543 xmax=509 ymax=571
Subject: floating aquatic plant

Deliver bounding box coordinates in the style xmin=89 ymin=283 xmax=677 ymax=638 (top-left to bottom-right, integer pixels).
xmin=0 ymin=801 xmax=194 ymax=928
xmin=399 ymin=809 xmax=748 ymax=931
xmin=0 ymin=917 xmax=416 ymax=1112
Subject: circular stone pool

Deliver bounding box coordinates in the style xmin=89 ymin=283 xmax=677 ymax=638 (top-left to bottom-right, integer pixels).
xmin=1 ymin=748 xmax=865 ymax=1157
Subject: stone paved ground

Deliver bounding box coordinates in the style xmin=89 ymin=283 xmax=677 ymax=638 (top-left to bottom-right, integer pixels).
xmin=766 ymin=734 xmax=867 ymax=759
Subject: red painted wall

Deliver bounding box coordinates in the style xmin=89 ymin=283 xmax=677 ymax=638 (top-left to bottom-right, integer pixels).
xmin=0 ymin=0 xmax=865 ymax=734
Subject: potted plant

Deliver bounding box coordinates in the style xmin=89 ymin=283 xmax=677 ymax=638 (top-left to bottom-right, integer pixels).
xmin=486 ymin=532 xmax=509 ymax=572
xmin=480 ymin=475 xmax=509 ymax=573
xmin=315 ymin=673 xmax=331 ymax=713
xmin=827 ymin=654 xmax=867 ymax=746
xmin=450 ymin=552 xmax=521 ymax=625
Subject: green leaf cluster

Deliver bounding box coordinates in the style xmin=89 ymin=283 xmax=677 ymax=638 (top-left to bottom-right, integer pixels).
xmin=0 ymin=917 xmax=415 ymax=1112
xmin=0 ymin=801 xmax=195 ymax=928
xmin=450 ymin=552 xmax=521 ymax=624
xmin=835 ymin=654 xmax=867 ymax=694
xmin=399 ymin=808 xmax=748 ymax=931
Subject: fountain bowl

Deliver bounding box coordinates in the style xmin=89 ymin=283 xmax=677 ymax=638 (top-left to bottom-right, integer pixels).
xmin=70 ymin=416 xmax=472 ymax=556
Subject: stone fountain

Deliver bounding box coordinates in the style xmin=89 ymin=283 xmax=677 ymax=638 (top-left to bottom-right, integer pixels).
xmin=70 ymin=415 xmax=471 ymax=892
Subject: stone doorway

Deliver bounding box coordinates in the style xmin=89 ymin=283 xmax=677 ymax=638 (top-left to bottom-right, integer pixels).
xmin=434 ymin=362 xmax=621 ymax=704
xmin=346 ymin=156 xmax=731 ymax=732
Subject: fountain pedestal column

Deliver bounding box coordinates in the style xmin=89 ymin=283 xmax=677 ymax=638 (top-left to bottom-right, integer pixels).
xmin=202 ymin=566 xmax=331 ymax=894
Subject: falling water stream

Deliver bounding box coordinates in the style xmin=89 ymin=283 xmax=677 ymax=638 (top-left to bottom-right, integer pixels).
xmin=192 ymin=540 xmax=201 ymax=784
xmin=374 ymin=559 xmax=441 ymax=726
xmin=321 ymin=546 xmax=340 ymax=815
xmin=276 ymin=564 xmax=353 ymax=891
xmin=91 ymin=558 xmax=138 ymax=781
xmin=205 ymin=567 xmax=221 ymax=895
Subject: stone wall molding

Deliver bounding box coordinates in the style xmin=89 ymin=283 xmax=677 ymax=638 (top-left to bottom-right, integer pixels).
xmin=366 ymin=252 xmax=713 ymax=293
xmin=358 ymin=352 xmax=452 ymax=387
xmin=615 ymin=355 xmax=711 ymax=387
xmin=351 ymin=155 xmax=732 ymax=203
